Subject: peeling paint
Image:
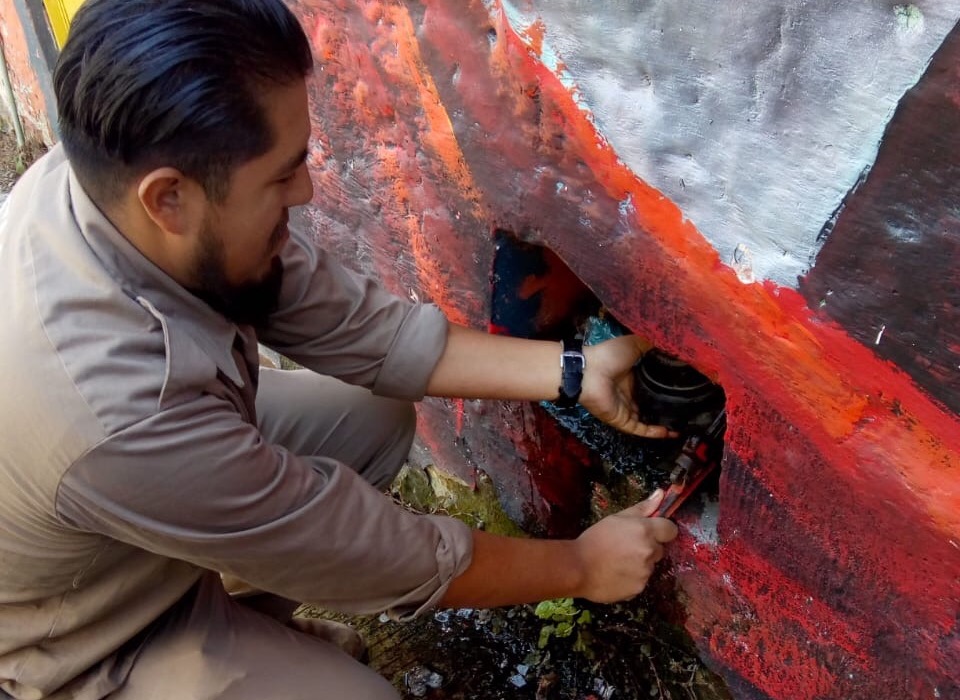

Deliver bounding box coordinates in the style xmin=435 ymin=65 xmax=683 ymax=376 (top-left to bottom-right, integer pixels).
xmin=687 ymin=494 xmax=720 ymax=547
xmin=731 ymin=244 xmax=756 ymax=285
xmin=895 ymin=5 xmax=926 ymax=38
xmin=874 ymin=324 xmax=886 ymax=346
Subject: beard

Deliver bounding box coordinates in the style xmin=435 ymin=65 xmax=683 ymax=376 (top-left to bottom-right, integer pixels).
xmin=186 ymin=221 xmax=286 ymax=328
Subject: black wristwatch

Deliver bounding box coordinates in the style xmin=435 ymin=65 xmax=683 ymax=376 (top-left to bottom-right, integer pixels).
xmin=555 ymin=338 xmax=585 ymax=407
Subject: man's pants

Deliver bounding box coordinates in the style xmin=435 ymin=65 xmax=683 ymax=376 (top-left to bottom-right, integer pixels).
xmin=110 ymin=369 xmax=414 ymax=699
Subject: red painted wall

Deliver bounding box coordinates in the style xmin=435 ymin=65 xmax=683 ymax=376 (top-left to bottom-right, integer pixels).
xmin=3 ymin=1 xmax=956 ymax=697
xmin=288 ymin=2 xmax=960 ymax=698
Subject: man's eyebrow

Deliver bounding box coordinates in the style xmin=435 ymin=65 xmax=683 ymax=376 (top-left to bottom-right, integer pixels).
xmin=275 ymin=148 xmax=309 ymax=177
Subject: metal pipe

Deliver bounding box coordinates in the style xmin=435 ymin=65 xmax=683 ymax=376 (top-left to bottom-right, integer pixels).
xmin=0 ymin=38 xmax=26 ymax=150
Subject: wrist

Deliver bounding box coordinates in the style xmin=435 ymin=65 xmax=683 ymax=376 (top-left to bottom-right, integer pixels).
xmin=577 ymin=343 xmax=599 ymax=405
xmin=566 ymin=537 xmax=592 ymax=598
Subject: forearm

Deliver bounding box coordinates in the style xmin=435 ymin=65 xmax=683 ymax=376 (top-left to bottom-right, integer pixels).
xmin=439 ymin=530 xmax=585 ymax=609
xmin=426 ymin=324 xmax=565 ymax=401
xmin=426 ymin=324 xmax=670 ymax=438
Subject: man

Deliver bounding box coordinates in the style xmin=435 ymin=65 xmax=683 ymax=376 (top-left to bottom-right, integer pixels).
xmin=0 ymin=1 xmax=679 ymax=697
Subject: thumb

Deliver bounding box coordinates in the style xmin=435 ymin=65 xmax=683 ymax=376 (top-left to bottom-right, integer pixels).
xmin=630 ymin=488 xmax=665 ymax=518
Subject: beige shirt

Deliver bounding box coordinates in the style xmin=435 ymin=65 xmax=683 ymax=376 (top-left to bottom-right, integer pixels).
xmin=0 ymin=147 xmax=473 ymax=699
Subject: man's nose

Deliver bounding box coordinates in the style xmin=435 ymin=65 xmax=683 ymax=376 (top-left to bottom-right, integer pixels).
xmin=288 ymin=163 xmax=314 ymax=206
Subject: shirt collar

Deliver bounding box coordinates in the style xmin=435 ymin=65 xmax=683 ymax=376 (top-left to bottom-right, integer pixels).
xmin=66 ymin=162 xmax=245 ymax=387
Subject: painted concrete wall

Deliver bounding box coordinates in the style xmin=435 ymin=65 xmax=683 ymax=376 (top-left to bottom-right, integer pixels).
xmin=3 ymin=0 xmax=957 ymax=697
xmin=286 ymin=1 xmax=960 ymax=698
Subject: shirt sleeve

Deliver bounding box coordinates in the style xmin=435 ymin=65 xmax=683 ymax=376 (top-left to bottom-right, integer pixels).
xmin=258 ymin=227 xmax=448 ymax=401
xmin=55 ymin=393 xmax=474 ymax=619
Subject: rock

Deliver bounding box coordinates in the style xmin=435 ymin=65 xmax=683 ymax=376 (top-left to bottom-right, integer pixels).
xmin=403 ymin=666 xmax=443 ymax=698
xmin=508 ymin=673 xmax=527 ymax=688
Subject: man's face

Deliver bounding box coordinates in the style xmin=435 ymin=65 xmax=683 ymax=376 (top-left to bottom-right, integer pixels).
xmin=186 ymin=78 xmax=314 ymax=325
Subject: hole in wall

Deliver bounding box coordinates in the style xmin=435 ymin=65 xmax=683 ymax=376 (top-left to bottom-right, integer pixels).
xmin=490 ymin=229 xmax=726 ymax=523
xmin=490 ymin=229 xmax=599 ymax=340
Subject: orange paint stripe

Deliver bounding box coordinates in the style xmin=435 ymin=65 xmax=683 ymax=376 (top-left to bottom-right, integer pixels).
xmin=349 ymin=3 xmax=480 ymax=325
xmin=312 ymin=3 xmax=480 ymax=325
xmin=386 ymin=5 xmax=486 ymax=222
xmin=376 ymin=144 xmax=470 ymax=327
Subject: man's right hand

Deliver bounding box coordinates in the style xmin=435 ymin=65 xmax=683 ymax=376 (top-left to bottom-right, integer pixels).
xmin=440 ymin=489 xmax=679 ymax=610
xmin=573 ymin=489 xmax=679 ymax=603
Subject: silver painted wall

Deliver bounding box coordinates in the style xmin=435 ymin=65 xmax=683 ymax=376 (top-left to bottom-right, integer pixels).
xmin=500 ymin=1 xmax=959 ymax=286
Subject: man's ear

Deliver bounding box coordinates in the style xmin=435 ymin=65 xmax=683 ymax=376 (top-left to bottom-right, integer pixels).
xmin=136 ymin=167 xmax=206 ymax=237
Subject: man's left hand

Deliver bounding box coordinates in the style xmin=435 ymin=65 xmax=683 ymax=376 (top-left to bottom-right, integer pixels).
xmin=581 ymin=335 xmax=676 ymax=439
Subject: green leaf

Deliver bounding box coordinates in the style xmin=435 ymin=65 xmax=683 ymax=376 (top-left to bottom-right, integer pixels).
xmin=534 ymin=598 xmax=578 ymax=621
xmin=534 ymin=600 xmax=558 ymax=619
xmin=572 ymin=631 xmax=595 ymax=659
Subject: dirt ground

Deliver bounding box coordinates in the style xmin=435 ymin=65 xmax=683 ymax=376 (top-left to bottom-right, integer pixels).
xmin=0 ymin=124 xmax=21 ymax=192
xmin=0 ymin=123 xmax=46 ymax=192
xmin=304 ymin=592 xmax=732 ymax=700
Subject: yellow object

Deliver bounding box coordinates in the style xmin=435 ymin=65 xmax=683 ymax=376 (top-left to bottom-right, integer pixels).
xmin=43 ymin=0 xmax=85 ymax=48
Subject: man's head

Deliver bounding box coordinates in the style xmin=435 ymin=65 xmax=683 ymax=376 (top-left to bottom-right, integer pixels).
xmin=54 ymin=0 xmax=316 ymax=325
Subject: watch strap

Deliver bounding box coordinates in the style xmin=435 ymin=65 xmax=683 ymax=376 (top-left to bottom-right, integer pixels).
xmin=556 ymin=338 xmax=585 ymax=407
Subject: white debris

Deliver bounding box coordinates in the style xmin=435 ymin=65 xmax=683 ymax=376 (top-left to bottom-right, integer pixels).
xmin=875 ymin=324 xmax=886 ymax=345
xmin=404 ymin=666 xmax=444 ymax=697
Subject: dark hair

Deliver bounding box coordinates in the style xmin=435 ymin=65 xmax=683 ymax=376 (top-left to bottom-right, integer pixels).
xmin=54 ymin=0 xmax=313 ymax=205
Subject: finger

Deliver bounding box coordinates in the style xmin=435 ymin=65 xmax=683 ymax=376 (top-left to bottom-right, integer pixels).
xmin=618 ymin=417 xmax=677 ymax=440
xmin=640 ymin=421 xmax=681 ymax=439
xmin=647 ymin=517 xmax=680 ymax=543
xmin=649 ymin=543 xmax=666 ymax=564
xmin=642 ymin=423 xmax=677 ymax=439
xmin=627 ymin=488 xmax=665 ymax=517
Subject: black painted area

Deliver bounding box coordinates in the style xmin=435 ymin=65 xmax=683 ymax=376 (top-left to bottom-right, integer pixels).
xmin=801 ymin=22 xmax=960 ymax=415
xmin=489 ymin=230 xmax=599 ymax=340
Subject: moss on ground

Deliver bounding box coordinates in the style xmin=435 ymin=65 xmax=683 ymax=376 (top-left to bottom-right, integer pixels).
xmin=391 ymin=464 xmax=528 ymax=538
